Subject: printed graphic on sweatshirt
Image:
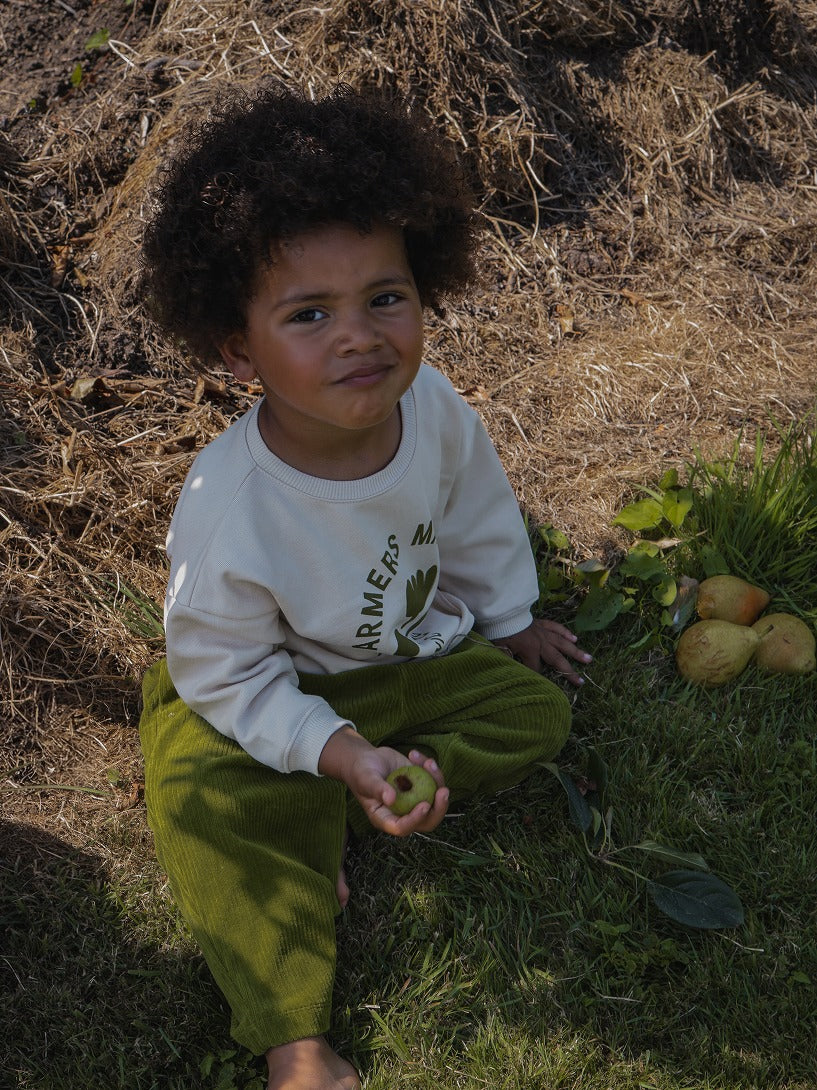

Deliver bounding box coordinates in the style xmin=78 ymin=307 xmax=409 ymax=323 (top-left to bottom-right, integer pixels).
xmin=394 ymin=565 xmax=438 ymax=657
xmin=352 ymin=522 xmax=442 ymax=655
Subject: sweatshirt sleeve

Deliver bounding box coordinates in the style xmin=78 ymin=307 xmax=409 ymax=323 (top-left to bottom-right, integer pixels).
xmin=435 ymin=399 xmax=539 ymax=640
xmin=164 ymin=591 xmax=353 ymax=776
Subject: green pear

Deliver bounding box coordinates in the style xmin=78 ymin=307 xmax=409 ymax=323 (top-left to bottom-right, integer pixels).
xmin=676 ymin=619 xmax=760 ymax=687
xmin=386 ymin=764 xmax=437 ymax=815
xmin=751 ymin=613 xmax=816 ymax=674
xmin=696 ymin=574 xmax=770 ymax=626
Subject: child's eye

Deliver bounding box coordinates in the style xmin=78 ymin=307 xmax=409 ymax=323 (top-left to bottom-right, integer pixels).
xmin=371 ymin=292 xmax=401 ymax=307
xmin=290 ymin=307 xmax=326 ymax=323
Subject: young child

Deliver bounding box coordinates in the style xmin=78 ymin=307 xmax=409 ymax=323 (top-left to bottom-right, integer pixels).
xmin=138 ymin=83 xmax=591 ymax=1090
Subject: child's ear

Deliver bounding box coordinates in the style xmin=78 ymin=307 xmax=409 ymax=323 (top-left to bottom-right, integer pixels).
xmin=218 ymin=332 xmax=256 ymax=383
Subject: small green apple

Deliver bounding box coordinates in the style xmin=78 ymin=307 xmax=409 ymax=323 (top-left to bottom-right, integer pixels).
xmin=386 ymin=764 xmax=437 ymax=815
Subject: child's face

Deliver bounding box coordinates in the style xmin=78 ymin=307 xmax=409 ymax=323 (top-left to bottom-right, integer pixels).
xmin=220 ymin=222 xmax=424 ymax=470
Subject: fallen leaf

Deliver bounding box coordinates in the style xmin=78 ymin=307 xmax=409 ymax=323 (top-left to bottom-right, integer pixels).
xmin=555 ymin=303 xmax=574 ymax=334
xmin=459 ymin=384 xmax=491 ymax=401
xmin=50 ymin=244 xmax=71 ymax=288
xmin=158 ymin=433 xmax=198 ymax=454
xmin=194 ymin=375 xmax=229 ymax=402
xmin=115 ymin=781 xmax=145 ymax=811
xmin=69 ymin=375 xmax=123 ymax=407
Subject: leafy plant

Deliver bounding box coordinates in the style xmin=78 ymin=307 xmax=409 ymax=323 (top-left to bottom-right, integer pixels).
xmin=534 ymin=469 xmax=699 ymax=639
xmin=199 ymin=1049 xmax=264 ymax=1090
xmin=69 ymin=27 xmax=110 ymax=88
xmin=534 ymin=409 xmax=817 ymax=643
xmin=686 ymin=412 xmax=817 ymax=612
xmin=85 ymin=29 xmax=111 ymax=52
xmin=544 ymin=752 xmax=745 ymax=930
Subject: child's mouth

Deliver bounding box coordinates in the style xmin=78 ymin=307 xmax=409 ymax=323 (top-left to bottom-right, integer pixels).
xmin=336 ymin=364 xmax=392 ymax=387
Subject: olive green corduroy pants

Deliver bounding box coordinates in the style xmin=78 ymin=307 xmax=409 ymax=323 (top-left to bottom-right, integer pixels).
xmin=139 ymin=635 xmax=570 ymax=1055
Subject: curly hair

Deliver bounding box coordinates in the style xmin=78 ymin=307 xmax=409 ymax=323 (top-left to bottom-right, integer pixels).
xmin=141 ymin=83 xmax=479 ymax=367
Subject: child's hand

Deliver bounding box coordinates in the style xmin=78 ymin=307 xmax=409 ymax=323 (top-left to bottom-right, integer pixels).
xmin=358 ymin=748 xmax=450 ymax=836
xmin=318 ymin=729 xmax=449 ymax=835
xmin=492 ymin=618 xmax=592 ymax=687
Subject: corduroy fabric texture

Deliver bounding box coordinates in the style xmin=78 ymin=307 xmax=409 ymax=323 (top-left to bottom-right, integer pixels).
xmin=139 ymin=635 xmax=570 ymax=1054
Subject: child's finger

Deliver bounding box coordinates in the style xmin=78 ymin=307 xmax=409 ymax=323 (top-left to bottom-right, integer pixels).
xmin=376 ymin=801 xmax=433 ymax=837
xmin=551 ymin=655 xmax=587 ymax=687
xmin=563 ymin=642 xmax=593 ymax=665
xmin=393 ymin=787 xmax=449 ymax=836
xmin=373 ymin=782 xmax=450 ymax=837
xmin=416 ymin=785 xmax=450 ymax=831
xmin=406 ymin=751 xmax=446 ymax=787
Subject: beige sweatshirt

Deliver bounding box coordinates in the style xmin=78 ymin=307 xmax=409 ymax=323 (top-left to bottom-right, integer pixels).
xmin=164 ymin=364 xmax=538 ymax=774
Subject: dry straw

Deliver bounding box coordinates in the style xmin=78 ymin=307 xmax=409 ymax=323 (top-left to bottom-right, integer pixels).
xmin=2 ymin=0 xmax=816 ymax=796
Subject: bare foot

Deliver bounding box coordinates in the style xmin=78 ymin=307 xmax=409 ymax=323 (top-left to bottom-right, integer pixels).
xmin=266 ymin=1036 xmax=360 ymax=1089
xmin=336 ymin=827 xmax=350 ymax=910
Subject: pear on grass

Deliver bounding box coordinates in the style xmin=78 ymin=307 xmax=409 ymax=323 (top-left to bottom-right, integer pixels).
xmin=696 ymin=575 xmax=770 ymax=626
xmin=751 ymin=613 xmax=816 ymax=675
xmin=676 ymin=619 xmax=760 ymax=687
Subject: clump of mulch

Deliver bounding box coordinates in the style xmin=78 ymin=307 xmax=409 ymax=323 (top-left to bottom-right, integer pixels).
xmin=1 ymin=0 xmax=815 ymax=820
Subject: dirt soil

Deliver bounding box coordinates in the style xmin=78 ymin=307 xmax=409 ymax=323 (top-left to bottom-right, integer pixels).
xmin=1 ymin=1 xmax=816 ymax=852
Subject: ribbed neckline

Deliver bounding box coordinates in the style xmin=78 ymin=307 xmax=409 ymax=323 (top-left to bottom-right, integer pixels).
xmin=242 ymin=384 xmax=418 ymax=501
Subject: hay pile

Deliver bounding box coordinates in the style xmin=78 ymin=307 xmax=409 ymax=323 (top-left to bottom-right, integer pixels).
xmin=2 ymin=0 xmax=816 ymax=806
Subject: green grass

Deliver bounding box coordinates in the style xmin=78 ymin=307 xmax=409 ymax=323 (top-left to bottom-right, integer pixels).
xmin=3 ymin=418 xmax=816 ymax=1089
xmin=683 ymin=410 xmax=817 ymax=611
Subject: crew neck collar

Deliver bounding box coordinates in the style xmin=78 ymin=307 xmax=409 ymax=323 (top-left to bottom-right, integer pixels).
xmin=243 ymin=384 xmax=417 ymax=500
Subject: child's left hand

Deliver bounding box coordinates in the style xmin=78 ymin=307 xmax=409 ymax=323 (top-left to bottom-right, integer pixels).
xmin=319 ymin=728 xmax=449 ymax=836
xmin=492 ymin=619 xmax=591 ymax=686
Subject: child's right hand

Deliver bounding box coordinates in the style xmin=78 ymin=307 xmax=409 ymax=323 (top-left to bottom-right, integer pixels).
xmin=318 ymin=728 xmax=449 ymax=836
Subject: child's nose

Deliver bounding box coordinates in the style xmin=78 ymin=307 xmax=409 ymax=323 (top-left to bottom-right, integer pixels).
xmin=336 ymin=309 xmax=382 ymax=354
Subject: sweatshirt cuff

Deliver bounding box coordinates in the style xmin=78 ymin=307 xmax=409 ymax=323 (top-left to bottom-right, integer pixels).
xmin=476 ymin=608 xmax=534 ymax=642
xmin=285 ymin=704 xmax=355 ymax=776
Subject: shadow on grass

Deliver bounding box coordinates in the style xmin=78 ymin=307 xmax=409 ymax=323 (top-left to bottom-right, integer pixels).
xmin=0 ymin=819 xmax=264 ymax=1090
xmin=336 ymin=757 xmax=817 ymax=1090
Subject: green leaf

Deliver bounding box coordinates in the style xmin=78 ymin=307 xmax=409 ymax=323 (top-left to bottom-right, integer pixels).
xmin=543 ymin=763 xmax=593 ymax=833
xmin=594 ymin=919 xmax=630 ymax=936
xmin=85 ymin=28 xmax=111 ymax=51
xmin=573 ymin=587 xmax=625 ymax=632
xmin=619 ymin=549 xmax=666 ymax=581
xmin=651 ymin=574 xmax=677 ymax=606
xmin=613 ymin=497 xmax=664 ymax=532
xmin=575 ymin=557 xmax=607 ymax=575
xmin=700 ymin=544 xmax=730 ymax=577
xmin=658 ymin=468 xmax=679 ymax=491
xmin=543 ymin=564 xmax=564 ymax=591
xmin=539 ymin=525 xmax=570 ymax=552
xmin=647 ymin=870 xmax=744 ymax=929
xmin=586 ymin=748 xmax=610 ymax=812
xmin=630 ymin=539 xmax=661 ymax=556
xmin=214 ymin=1061 xmax=237 ymax=1090
xmin=71 ymin=62 xmax=83 ymax=87
xmin=662 ymin=487 xmax=694 ymax=529
xmin=634 ymin=841 xmax=709 ymax=871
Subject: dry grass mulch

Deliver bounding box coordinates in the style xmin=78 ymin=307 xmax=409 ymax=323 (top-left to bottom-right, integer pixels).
xmin=2 ymin=0 xmax=816 ymax=838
